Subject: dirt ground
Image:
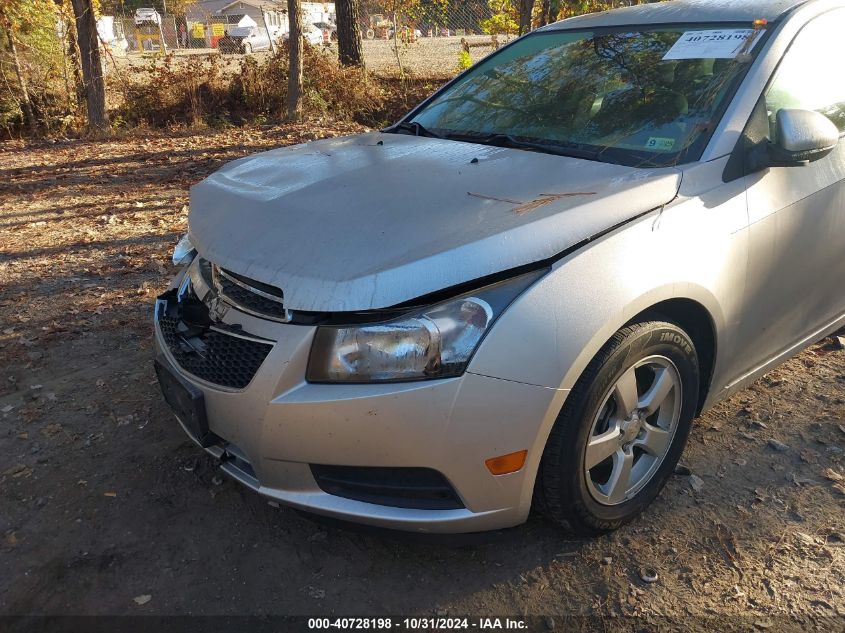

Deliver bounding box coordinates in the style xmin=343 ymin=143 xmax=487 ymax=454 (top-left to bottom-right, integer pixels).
xmin=1 ymin=126 xmax=844 ymax=631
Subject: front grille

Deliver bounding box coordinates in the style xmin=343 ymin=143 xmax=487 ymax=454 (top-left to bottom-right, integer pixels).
xmin=212 ymin=265 xmax=289 ymax=322
xmin=310 ymin=465 xmax=465 ymax=510
xmin=157 ymin=301 xmax=272 ymax=389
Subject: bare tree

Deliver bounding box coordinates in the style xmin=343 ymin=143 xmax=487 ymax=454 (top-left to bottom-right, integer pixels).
xmin=0 ymin=15 xmax=37 ymax=132
xmin=336 ymin=0 xmax=364 ymax=68
xmin=286 ymin=0 xmax=303 ymax=121
xmin=69 ymin=0 xmax=108 ymax=133
xmin=518 ymin=0 xmax=535 ymax=35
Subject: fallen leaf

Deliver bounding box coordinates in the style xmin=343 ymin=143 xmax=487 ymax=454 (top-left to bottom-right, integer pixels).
xmin=3 ymin=464 xmax=32 ymax=478
xmin=767 ymin=439 xmax=789 ymax=452
xmin=689 ymin=474 xmax=705 ymax=493
xmin=41 ymin=423 xmax=62 ymax=437
xmin=824 ymin=468 xmax=844 ymax=482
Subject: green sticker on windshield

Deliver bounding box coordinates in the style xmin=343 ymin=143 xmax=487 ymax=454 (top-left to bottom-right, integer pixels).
xmin=646 ymin=137 xmax=676 ymax=151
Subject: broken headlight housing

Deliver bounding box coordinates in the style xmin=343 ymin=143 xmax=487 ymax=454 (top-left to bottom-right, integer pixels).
xmin=172 ymin=233 xmax=197 ymax=267
xmin=306 ymin=270 xmax=544 ymax=383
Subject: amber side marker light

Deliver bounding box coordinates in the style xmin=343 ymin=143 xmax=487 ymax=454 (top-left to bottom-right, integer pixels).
xmin=485 ymin=450 xmax=528 ymax=475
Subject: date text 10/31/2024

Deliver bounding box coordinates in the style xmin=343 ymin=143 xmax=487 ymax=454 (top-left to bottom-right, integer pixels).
xmin=307 ymin=617 xmax=529 ymax=630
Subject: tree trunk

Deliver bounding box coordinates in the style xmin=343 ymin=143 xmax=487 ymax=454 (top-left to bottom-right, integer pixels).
xmin=540 ymin=0 xmax=560 ymax=25
xmin=286 ymin=0 xmax=303 ymax=121
xmin=539 ymin=0 xmax=550 ymax=26
xmin=66 ymin=16 xmax=85 ymax=111
xmin=336 ymin=0 xmax=364 ymax=68
xmin=54 ymin=0 xmax=83 ymax=113
xmin=549 ymin=0 xmax=561 ymax=24
xmin=70 ymin=0 xmax=109 ymax=134
xmin=518 ymin=0 xmax=535 ymax=35
xmin=2 ymin=23 xmax=37 ymax=132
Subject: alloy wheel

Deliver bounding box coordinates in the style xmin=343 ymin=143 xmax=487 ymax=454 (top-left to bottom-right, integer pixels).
xmin=584 ymin=355 xmax=683 ymax=506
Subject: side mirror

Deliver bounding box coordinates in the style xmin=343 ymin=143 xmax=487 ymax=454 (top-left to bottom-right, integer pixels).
xmin=749 ymin=108 xmax=840 ymax=171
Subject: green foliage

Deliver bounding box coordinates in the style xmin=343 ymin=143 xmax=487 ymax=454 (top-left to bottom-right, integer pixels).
xmin=0 ymin=0 xmax=75 ymax=135
xmin=480 ymin=0 xmax=518 ymax=35
xmin=480 ymin=13 xmax=518 ymax=36
xmin=480 ymin=0 xmax=624 ymax=36
xmin=457 ymin=48 xmax=472 ymax=71
xmin=404 ymin=0 xmax=450 ymax=27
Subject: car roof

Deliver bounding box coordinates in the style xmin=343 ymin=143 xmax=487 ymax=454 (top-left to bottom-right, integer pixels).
xmin=544 ymin=0 xmax=812 ymax=30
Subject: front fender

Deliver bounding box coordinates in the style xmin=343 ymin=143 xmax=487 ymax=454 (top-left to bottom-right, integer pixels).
xmin=466 ymin=192 xmax=747 ymax=507
xmin=470 ymin=209 xmax=729 ymax=391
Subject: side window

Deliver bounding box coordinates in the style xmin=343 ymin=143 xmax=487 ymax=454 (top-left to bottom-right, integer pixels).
xmin=765 ymin=11 xmax=845 ymax=137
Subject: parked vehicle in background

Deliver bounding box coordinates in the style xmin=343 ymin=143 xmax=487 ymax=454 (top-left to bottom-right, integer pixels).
xmin=282 ymin=23 xmax=325 ymax=46
xmin=313 ymin=21 xmax=338 ymax=41
xmin=219 ymin=27 xmax=271 ymax=54
xmin=155 ymin=0 xmax=845 ymax=535
xmin=364 ymin=14 xmax=391 ymax=39
xmin=133 ymin=8 xmax=161 ymax=26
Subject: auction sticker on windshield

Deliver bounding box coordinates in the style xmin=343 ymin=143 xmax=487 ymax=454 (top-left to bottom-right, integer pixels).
xmin=663 ymin=29 xmax=765 ymax=60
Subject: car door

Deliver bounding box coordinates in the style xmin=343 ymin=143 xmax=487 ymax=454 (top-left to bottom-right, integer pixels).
xmin=739 ymin=9 xmax=845 ymax=373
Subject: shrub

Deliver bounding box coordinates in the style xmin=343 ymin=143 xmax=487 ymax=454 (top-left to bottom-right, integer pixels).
xmin=112 ymin=54 xmax=229 ymax=127
xmin=114 ymin=43 xmax=389 ymax=128
xmin=231 ymin=42 xmax=387 ymax=124
xmin=457 ymin=49 xmax=472 ymax=71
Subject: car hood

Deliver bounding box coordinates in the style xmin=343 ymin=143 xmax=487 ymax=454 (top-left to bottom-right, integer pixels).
xmin=189 ymin=132 xmax=681 ymax=312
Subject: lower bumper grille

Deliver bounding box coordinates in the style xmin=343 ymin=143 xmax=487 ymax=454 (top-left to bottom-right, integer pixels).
xmin=156 ymin=293 xmax=273 ymax=389
xmin=310 ymin=465 xmax=465 ymax=510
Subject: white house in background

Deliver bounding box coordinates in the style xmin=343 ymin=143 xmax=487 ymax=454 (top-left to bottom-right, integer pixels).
xmin=217 ymin=0 xmax=287 ymax=38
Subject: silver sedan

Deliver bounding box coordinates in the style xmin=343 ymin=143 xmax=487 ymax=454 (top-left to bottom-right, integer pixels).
xmin=154 ymin=0 xmax=845 ymax=534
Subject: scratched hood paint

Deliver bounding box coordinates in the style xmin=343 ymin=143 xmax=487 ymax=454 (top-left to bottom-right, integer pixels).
xmin=189 ymin=132 xmax=681 ymax=312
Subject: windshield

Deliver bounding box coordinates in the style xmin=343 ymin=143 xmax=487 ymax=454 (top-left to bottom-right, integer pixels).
xmin=406 ymin=26 xmax=763 ymax=166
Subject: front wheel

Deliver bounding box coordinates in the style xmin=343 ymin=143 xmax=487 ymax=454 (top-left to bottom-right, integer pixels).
xmin=242 ymin=42 xmax=252 ymax=55
xmin=537 ymin=321 xmax=700 ymax=535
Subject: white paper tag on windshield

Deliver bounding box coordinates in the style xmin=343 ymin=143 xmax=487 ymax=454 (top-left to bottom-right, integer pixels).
xmin=663 ymin=29 xmax=765 ymax=60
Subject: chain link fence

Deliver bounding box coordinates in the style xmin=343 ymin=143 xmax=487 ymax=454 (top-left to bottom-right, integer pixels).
xmin=353 ymin=1 xmax=650 ymax=77
xmin=114 ymin=13 xmax=217 ymax=53
xmin=109 ymin=1 xmax=652 ymax=77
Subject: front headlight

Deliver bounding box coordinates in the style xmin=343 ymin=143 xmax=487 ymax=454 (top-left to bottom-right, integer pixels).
xmin=172 ymin=233 xmax=197 ymax=267
xmin=306 ymin=270 xmax=545 ymax=383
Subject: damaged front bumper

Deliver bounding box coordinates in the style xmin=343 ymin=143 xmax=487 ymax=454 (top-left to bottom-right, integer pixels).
xmin=153 ymin=260 xmax=564 ymax=533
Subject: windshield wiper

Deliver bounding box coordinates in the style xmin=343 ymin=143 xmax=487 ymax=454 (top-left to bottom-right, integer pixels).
xmin=383 ymin=125 xmax=629 ymax=164
xmin=384 ymin=121 xmax=443 ymax=139
xmin=442 ymin=131 xmax=603 ymax=161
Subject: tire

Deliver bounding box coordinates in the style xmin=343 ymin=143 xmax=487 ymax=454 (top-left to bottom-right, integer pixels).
xmin=536 ymin=320 xmax=699 ymax=535
xmin=242 ymin=42 xmax=252 ymax=55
